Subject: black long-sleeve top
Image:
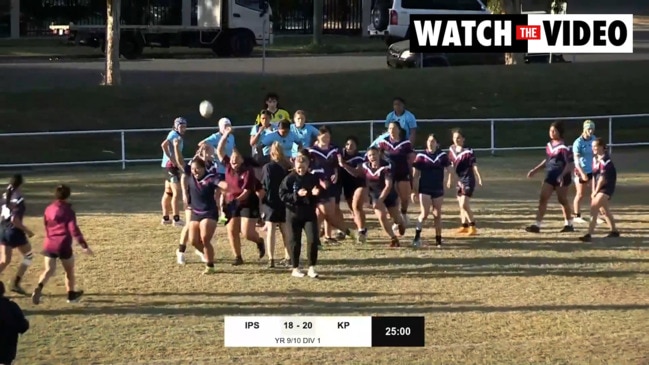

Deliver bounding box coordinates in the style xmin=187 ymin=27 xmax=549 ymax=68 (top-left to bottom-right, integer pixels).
xmin=278 ymin=171 xmax=320 ymax=221
xmin=262 ymin=161 xmax=289 ymax=208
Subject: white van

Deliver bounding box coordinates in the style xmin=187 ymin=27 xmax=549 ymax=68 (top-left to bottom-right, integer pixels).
xmin=369 ymin=0 xmax=490 ymax=45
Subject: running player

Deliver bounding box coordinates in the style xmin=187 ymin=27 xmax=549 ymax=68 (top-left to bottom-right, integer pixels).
xmin=174 ymin=141 xmax=210 ymax=265
xmin=0 ymin=175 xmax=35 ymax=295
xmin=290 ymin=110 xmax=319 ymax=158
xmin=338 ymin=136 xmax=368 ymax=243
xmin=447 ymin=128 xmax=483 ymax=235
xmin=307 ymin=126 xmax=353 ymax=243
xmin=279 ymin=155 xmax=321 ymax=278
xmin=182 ymin=157 xmax=224 ymax=274
xmin=31 ymin=185 xmax=92 ymax=304
xmin=525 ymin=121 xmax=575 ymax=233
xmin=374 ymin=121 xmax=415 ymax=226
xmin=572 ymin=120 xmax=597 ymax=223
xmin=579 ymin=138 xmax=620 ymax=242
xmin=160 ymin=117 xmax=187 ymax=226
xmin=199 ymin=117 xmax=237 ymax=224
xmin=255 ymin=92 xmax=290 ymax=126
xmin=261 ymin=141 xmax=292 ymax=268
xmin=412 ymin=134 xmax=454 ymax=248
xmin=218 ymin=126 xmax=266 ymax=266
xmin=340 ymin=146 xmax=405 ymax=247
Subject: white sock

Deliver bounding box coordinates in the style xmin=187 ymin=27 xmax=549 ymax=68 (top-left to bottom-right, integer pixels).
xmin=535 ymin=221 xmax=542 ymax=227
xmin=565 ymin=219 xmax=572 ymax=226
xmin=416 ymin=220 xmax=423 ymax=231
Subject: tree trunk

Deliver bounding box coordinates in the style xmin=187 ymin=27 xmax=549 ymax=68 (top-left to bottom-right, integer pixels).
xmin=105 ymin=0 xmax=121 ymax=86
xmin=504 ymin=0 xmax=525 ymax=65
xmin=312 ymin=0 xmax=323 ymax=45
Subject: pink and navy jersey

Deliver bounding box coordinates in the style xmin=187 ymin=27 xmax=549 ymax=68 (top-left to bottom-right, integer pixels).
xmin=592 ymin=154 xmax=616 ymax=191
xmin=361 ymin=161 xmax=392 ymax=194
xmin=375 ymin=136 xmax=413 ymax=177
xmin=183 ymin=165 xmax=219 ymax=213
xmin=413 ymin=149 xmax=451 ymax=193
xmin=545 ymin=141 xmax=573 ymax=173
xmin=307 ymin=145 xmax=340 ymax=178
xmin=449 ymin=145 xmax=476 ymax=180
xmin=340 ymin=150 xmax=365 ymax=184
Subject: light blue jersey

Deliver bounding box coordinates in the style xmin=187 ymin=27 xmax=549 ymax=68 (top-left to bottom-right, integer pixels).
xmin=161 ymin=130 xmax=183 ymax=167
xmin=201 ymin=132 xmax=236 ymax=174
xmin=573 ymin=135 xmax=596 ymax=174
xmin=369 ymin=133 xmax=387 ymax=148
xmin=290 ymin=124 xmax=319 ymax=157
xmin=250 ymin=124 xmax=277 ymax=156
xmin=385 ymin=110 xmax=417 ymax=140
xmin=261 ymin=130 xmax=301 ymax=157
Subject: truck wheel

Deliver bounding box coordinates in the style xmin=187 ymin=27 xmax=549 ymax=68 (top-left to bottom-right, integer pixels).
xmin=212 ymin=35 xmax=232 ymax=57
xmin=120 ymin=37 xmax=143 ymax=60
xmin=230 ymin=31 xmax=255 ymax=57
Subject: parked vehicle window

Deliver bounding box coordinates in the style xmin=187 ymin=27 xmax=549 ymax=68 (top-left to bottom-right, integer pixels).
xmin=401 ymin=0 xmax=484 ymax=11
xmin=235 ymin=0 xmax=262 ymax=11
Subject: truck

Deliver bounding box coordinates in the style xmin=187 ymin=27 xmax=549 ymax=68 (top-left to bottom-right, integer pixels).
xmin=49 ymin=0 xmax=273 ymax=60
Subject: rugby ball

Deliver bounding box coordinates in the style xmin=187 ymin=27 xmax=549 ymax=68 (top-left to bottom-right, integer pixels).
xmin=199 ymin=100 xmax=214 ymax=118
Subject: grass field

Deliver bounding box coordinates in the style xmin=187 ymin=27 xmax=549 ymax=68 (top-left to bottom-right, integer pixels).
xmin=1 ymin=152 xmax=648 ymax=364
xmin=0 ymin=35 xmax=387 ymax=59
xmin=1 ymin=61 xmax=649 ymax=165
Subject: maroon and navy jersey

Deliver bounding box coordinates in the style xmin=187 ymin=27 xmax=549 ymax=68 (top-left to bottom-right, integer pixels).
xmin=307 ymin=145 xmax=340 ymax=179
xmin=413 ymin=149 xmax=450 ymax=193
xmin=184 ymin=164 xmax=219 ymax=213
xmin=340 ymin=150 xmax=365 ymax=185
xmin=1 ymin=190 xmax=25 ymax=229
xmin=375 ymin=137 xmax=413 ymax=177
xmin=592 ymin=154 xmax=616 ymax=191
xmin=545 ymin=141 xmax=573 ymax=173
xmin=361 ymin=161 xmax=392 ymax=193
xmin=449 ymin=145 xmax=476 ymax=180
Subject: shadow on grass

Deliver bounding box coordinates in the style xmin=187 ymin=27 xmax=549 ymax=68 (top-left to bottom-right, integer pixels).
xmin=23 ymin=301 xmax=649 ymax=317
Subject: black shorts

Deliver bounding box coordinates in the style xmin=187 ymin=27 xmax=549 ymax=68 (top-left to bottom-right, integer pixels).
xmin=228 ymin=196 xmax=261 ymax=219
xmin=597 ymin=188 xmax=615 ymax=199
xmin=392 ymin=170 xmax=411 ymax=182
xmin=166 ymin=166 xmax=181 ymax=183
xmin=317 ymin=184 xmax=339 ymax=204
xmin=190 ymin=209 xmax=219 ymax=222
xmin=262 ymin=204 xmax=286 ymax=223
xmin=573 ymin=169 xmax=593 ymax=184
xmin=420 ymin=189 xmax=445 ymax=199
xmin=216 ymin=173 xmax=226 ymax=181
xmin=43 ymin=247 xmax=73 ymax=260
xmin=544 ymin=171 xmax=572 ymax=188
xmin=456 ymin=180 xmax=476 ymax=197
xmin=342 ymin=179 xmax=365 ymax=201
xmin=370 ymin=191 xmax=398 ymax=209
xmin=0 ymin=227 xmax=28 ymax=248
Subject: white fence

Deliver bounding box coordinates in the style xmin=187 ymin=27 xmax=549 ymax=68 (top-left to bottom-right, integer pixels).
xmin=0 ymin=113 xmax=648 ymax=169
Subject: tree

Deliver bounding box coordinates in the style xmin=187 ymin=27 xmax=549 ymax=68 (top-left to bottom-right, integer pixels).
xmin=312 ymin=0 xmax=323 ymax=45
xmin=503 ymin=0 xmax=524 ymax=65
xmin=104 ymin=0 xmax=121 ymax=86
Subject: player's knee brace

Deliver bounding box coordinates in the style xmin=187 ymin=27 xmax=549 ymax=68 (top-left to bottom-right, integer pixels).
xmin=22 ymin=252 xmax=34 ymax=266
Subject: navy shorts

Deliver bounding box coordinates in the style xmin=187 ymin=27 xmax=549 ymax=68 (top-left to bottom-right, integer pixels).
xmin=190 ymin=209 xmax=219 ymax=222
xmin=573 ymin=169 xmax=593 ymax=184
xmin=420 ymin=189 xmax=445 ymax=199
xmin=43 ymin=246 xmax=74 ymax=260
xmin=166 ymin=166 xmax=181 ymax=183
xmin=544 ymin=171 xmax=572 ymax=188
xmin=262 ymin=204 xmax=286 ymax=223
xmin=317 ymin=184 xmax=338 ymax=204
xmin=0 ymin=227 xmax=28 ymax=248
xmin=456 ymin=180 xmax=476 ymax=197
xmin=216 ymin=173 xmax=226 ymax=181
xmin=370 ymin=191 xmax=398 ymax=209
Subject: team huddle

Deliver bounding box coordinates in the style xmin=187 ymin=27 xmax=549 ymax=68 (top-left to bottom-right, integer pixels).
xmin=156 ymin=94 xmax=622 ymax=278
